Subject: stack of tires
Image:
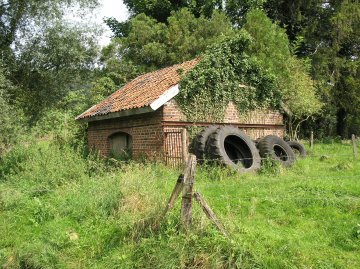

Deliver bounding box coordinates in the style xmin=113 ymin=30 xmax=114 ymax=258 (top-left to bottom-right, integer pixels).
xmin=191 ymin=126 xmax=306 ymax=173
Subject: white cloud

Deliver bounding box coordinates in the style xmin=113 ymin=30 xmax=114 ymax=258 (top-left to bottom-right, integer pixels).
xmin=99 ymin=0 xmax=129 ymax=22
xmin=97 ymin=0 xmax=130 ymax=46
xmin=65 ymin=0 xmax=129 ymax=47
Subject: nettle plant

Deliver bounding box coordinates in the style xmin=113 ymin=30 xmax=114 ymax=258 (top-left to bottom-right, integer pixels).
xmin=176 ymin=32 xmax=282 ymax=122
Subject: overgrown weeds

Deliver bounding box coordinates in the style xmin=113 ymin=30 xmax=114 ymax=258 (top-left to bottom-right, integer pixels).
xmin=0 ymin=140 xmax=359 ymax=268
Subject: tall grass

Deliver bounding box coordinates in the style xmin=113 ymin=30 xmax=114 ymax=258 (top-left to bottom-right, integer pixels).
xmin=0 ymin=139 xmax=359 ymax=268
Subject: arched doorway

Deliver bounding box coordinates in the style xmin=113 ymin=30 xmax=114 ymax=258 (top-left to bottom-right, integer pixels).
xmin=109 ymin=132 xmax=132 ymax=158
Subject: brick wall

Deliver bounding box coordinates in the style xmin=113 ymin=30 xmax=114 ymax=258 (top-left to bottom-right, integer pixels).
xmin=87 ymin=110 xmax=163 ymax=158
xmin=162 ymin=100 xmax=284 ymax=140
xmin=87 ymin=99 xmax=284 ymax=159
xmin=223 ymin=102 xmax=283 ymax=125
xmin=162 ymin=99 xmax=187 ymax=121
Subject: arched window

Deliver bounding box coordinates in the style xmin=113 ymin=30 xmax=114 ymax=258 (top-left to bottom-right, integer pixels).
xmin=109 ymin=132 xmax=132 ymax=158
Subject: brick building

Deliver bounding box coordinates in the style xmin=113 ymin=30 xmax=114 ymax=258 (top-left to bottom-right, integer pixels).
xmin=76 ymin=58 xmax=284 ymax=164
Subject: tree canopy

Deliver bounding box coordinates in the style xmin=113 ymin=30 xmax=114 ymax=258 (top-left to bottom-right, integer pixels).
xmin=101 ymin=8 xmax=234 ymax=84
xmin=0 ymin=0 xmax=101 ymax=121
xmin=177 ymin=10 xmax=322 ymax=134
xmin=0 ymin=0 xmax=98 ymax=56
xmin=0 ymin=0 xmax=358 ymax=154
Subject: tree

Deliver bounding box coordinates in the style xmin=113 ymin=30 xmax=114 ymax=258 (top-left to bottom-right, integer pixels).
xmin=225 ymin=0 xmax=266 ymax=26
xmin=263 ymin=0 xmax=330 ymax=42
xmin=105 ymin=0 xmax=226 ymax=38
xmin=289 ymin=0 xmax=360 ymax=138
xmin=0 ymin=0 xmax=101 ymax=122
xmin=262 ymin=0 xmax=359 ymax=138
xmin=243 ymin=10 xmax=322 ymax=138
xmin=122 ymin=0 xmax=222 ymax=22
xmin=9 ymin=22 xmax=100 ymax=121
xmin=0 ymin=0 xmax=98 ymax=58
xmin=0 ymin=61 xmax=24 ymax=154
xmin=101 ymin=8 xmax=234 ymax=83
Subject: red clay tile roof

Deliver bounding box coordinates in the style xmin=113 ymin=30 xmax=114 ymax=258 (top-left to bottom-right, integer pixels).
xmin=76 ymin=58 xmax=200 ymax=120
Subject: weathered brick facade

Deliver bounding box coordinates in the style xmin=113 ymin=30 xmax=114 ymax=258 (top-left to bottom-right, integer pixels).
xmin=87 ymin=99 xmax=284 ymax=159
xmin=88 ymin=110 xmax=164 ymax=158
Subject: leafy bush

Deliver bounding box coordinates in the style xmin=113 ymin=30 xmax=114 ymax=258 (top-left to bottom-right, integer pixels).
xmin=258 ymin=157 xmax=283 ymax=175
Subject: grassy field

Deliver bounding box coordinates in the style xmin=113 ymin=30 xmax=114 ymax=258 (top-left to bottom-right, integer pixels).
xmin=0 ymin=140 xmax=359 ymax=268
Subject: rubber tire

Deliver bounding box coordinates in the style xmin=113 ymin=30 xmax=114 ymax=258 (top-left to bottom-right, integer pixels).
xmin=205 ymin=126 xmax=261 ymax=173
xmin=257 ymin=135 xmax=296 ymax=167
xmin=287 ymin=141 xmax=307 ymax=158
xmin=191 ymin=126 xmax=219 ymax=160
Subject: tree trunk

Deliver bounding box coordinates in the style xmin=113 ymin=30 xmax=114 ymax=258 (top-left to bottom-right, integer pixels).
xmin=336 ymin=108 xmax=347 ymax=139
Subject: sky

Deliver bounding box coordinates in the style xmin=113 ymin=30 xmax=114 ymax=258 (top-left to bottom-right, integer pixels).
xmin=96 ymin=0 xmax=129 ymax=46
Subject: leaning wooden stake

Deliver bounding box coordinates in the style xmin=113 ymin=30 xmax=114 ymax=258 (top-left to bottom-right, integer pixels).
xmin=193 ymin=192 xmax=228 ymax=237
xmin=162 ymin=174 xmax=184 ymax=217
xmin=310 ymin=131 xmax=314 ymax=150
xmin=158 ymin=154 xmax=228 ymax=237
xmin=352 ymin=134 xmax=358 ymax=160
xmin=181 ymin=154 xmax=197 ymax=230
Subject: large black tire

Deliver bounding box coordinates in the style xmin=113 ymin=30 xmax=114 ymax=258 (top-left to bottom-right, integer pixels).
xmin=257 ymin=135 xmax=296 ymax=167
xmin=205 ymin=126 xmax=261 ymax=173
xmin=287 ymin=141 xmax=307 ymax=158
xmin=191 ymin=126 xmax=219 ymax=160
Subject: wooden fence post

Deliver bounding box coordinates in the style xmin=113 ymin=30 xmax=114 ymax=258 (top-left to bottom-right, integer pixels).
xmin=158 ymin=154 xmax=228 ymax=237
xmin=352 ymin=134 xmax=358 ymax=160
xmin=310 ymin=131 xmax=314 ymax=150
xmin=181 ymin=128 xmax=188 ymax=165
xmin=64 ymin=111 xmax=67 ymax=141
xmin=181 ymin=154 xmax=196 ymax=230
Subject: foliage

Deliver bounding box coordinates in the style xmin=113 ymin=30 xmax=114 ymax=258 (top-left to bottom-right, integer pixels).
xmin=263 ymin=0 xmax=326 ymax=42
xmin=225 ymin=0 xmax=267 ymax=26
xmin=0 ymin=63 xmax=24 ymax=154
xmin=121 ymin=0 xmax=222 ymax=23
xmin=9 ymin=21 xmax=100 ymax=121
xmin=1 ymin=140 xmax=359 ymax=268
xmin=0 ymin=0 xmax=101 ymax=126
xmin=89 ymin=77 xmax=118 ymax=104
xmin=242 ymin=10 xmax=322 ymax=138
xmin=101 ymin=8 xmax=234 ymax=78
xmin=0 ymin=0 xmax=98 ymax=54
xmin=263 ymin=1 xmax=359 ymax=138
xmin=177 ymin=32 xmax=281 ymax=121
xmin=326 ymin=1 xmax=360 ymax=138
xmin=177 ymin=11 xmax=322 ymax=126
xmin=100 ymin=43 xmax=141 ymax=86
xmin=244 ymin=10 xmax=322 ymax=117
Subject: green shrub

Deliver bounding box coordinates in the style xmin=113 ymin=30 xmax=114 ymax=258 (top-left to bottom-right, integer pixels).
xmin=258 ymin=157 xmax=283 ymax=175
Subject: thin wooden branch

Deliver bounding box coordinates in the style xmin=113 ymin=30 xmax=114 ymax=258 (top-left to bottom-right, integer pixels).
xmin=294 ymin=115 xmax=310 ymax=141
xmin=193 ymin=192 xmax=228 ymax=237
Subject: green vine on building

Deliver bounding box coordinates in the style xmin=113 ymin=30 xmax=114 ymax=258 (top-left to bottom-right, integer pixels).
xmin=176 ymin=31 xmax=282 ymax=122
